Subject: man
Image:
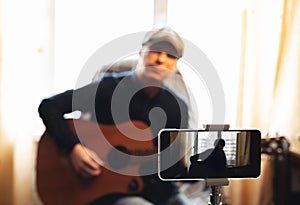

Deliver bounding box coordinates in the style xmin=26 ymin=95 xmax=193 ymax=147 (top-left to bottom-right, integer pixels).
xmin=38 ymin=26 xmax=191 ymax=205
xmin=208 ymin=139 xmax=227 ymax=171
xmin=189 ymin=138 xmax=227 ymax=178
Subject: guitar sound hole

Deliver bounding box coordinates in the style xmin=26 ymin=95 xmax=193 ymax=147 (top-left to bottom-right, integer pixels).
xmin=107 ymin=146 xmax=131 ymax=170
xmin=128 ymin=179 xmax=139 ymax=191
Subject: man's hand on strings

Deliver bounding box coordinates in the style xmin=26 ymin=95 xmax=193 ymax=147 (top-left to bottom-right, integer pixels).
xmin=70 ymin=143 xmax=104 ymax=179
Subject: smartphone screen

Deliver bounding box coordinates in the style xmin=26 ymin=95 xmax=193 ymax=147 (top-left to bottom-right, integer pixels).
xmin=158 ymin=129 xmax=261 ymax=180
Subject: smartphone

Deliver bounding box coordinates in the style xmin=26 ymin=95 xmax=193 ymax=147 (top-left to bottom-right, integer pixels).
xmin=158 ymin=129 xmax=261 ymax=180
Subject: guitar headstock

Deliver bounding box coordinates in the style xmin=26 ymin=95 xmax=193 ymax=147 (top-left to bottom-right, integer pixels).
xmin=261 ymin=136 xmax=290 ymax=155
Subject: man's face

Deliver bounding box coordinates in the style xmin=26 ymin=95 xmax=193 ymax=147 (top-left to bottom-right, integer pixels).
xmin=140 ymin=44 xmax=179 ymax=82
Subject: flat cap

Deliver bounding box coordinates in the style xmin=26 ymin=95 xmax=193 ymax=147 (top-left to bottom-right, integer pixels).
xmin=142 ymin=26 xmax=184 ymax=58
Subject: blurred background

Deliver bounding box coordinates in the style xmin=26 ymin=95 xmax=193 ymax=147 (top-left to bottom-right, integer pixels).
xmin=0 ymin=0 xmax=299 ymax=204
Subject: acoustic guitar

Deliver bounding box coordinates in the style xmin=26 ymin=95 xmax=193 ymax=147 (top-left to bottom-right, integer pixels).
xmin=36 ymin=119 xmax=155 ymax=205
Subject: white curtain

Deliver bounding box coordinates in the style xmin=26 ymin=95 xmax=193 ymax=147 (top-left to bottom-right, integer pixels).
xmin=226 ymin=0 xmax=300 ymax=204
xmin=0 ymin=0 xmax=152 ymax=204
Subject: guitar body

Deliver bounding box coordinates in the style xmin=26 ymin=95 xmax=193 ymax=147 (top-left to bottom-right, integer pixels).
xmin=36 ymin=119 xmax=154 ymax=205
